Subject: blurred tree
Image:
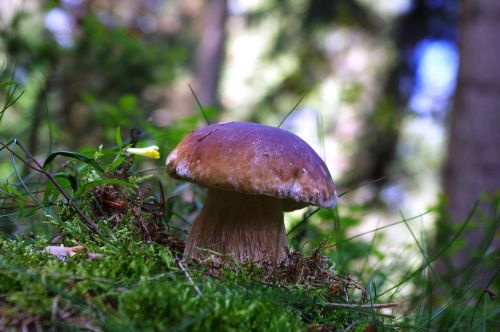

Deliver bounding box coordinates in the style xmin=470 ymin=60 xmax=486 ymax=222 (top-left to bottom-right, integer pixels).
xmin=441 ymin=0 xmax=500 ymax=282
xmin=246 ymin=0 xmax=380 ymax=119
xmin=241 ymin=0 xmax=458 ymax=205
xmin=347 ymin=0 xmax=458 ymax=196
xmin=195 ymin=0 xmax=228 ymax=107
xmin=0 ymin=1 xmax=190 ymax=150
xmin=0 ymin=11 xmax=60 ymax=155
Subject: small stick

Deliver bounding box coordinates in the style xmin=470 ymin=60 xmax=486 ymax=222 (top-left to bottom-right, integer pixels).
xmin=1 ymin=140 xmax=103 ymax=237
xmin=175 ymin=258 xmax=202 ymax=297
xmin=323 ymin=302 xmax=398 ymax=309
xmin=196 ymin=129 xmax=218 ymax=142
xmin=338 ymin=176 xmax=386 ymax=198
xmin=158 ymin=180 xmax=170 ymax=232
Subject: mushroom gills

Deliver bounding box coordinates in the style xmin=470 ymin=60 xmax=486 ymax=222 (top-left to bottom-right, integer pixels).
xmin=185 ymin=188 xmax=288 ymax=262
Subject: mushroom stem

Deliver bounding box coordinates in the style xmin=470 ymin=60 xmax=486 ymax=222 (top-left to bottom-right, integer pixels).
xmin=185 ymin=188 xmax=288 ymax=262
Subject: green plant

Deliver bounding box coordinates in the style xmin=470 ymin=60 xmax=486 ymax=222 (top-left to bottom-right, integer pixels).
xmin=0 ymin=138 xmax=393 ymax=330
xmin=1 ymin=79 xmax=498 ymax=331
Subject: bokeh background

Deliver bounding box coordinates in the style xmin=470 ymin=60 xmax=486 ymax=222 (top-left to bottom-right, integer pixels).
xmin=1 ymin=0 xmax=499 ymax=304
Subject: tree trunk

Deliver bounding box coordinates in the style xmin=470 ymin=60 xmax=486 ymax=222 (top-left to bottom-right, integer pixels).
xmin=441 ymin=0 xmax=500 ymax=280
xmin=195 ymin=0 xmax=228 ymax=107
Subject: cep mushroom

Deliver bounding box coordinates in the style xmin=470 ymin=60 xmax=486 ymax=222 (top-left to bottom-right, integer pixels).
xmin=166 ymin=122 xmax=337 ymax=262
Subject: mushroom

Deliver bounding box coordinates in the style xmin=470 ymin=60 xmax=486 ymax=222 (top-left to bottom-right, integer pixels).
xmin=166 ymin=122 xmax=337 ymax=262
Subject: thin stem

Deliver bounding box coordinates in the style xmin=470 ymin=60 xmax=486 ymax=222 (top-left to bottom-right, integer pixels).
xmin=188 ymin=83 xmax=210 ymax=125
xmin=175 ymin=258 xmax=202 ymax=297
xmin=0 ymin=140 xmax=103 ymax=237
xmin=323 ymin=302 xmax=398 ymax=309
xmin=278 ymin=95 xmax=304 ymax=128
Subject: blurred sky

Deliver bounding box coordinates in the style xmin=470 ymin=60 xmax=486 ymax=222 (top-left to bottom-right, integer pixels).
xmin=410 ymin=39 xmax=458 ymax=118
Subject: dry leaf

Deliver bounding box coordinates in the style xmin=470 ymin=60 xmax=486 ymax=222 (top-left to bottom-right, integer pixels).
xmin=45 ymin=245 xmax=85 ymax=258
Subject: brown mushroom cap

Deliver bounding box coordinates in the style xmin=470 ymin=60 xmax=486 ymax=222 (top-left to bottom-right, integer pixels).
xmin=166 ymin=122 xmax=337 ymax=209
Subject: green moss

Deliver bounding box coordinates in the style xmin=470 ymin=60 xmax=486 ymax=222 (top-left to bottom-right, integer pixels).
xmin=116 ymin=279 xmax=301 ymax=331
xmin=0 ymin=219 xmax=384 ymax=331
xmin=0 ymin=234 xmax=303 ymax=330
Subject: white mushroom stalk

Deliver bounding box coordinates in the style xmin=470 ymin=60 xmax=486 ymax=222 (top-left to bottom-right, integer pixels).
xmin=185 ymin=189 xmax=288 ymax=262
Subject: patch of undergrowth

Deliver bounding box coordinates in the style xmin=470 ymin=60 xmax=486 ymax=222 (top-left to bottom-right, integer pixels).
xmin=1 ymin=77 xmax=498 ymax=331
xmin=0 ymin=234 xmax=296 ymax=330
xmin=0 ymin=219 xmax=388 ymax=331
xmin=0 ymin=138 xmax=393 ymax=331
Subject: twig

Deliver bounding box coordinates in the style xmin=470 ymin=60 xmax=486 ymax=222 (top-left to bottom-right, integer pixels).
xmin=323 ymin=302 xmax=398 ymax=309
xmin=16 ymin=141 xmax=102 ymax=235
xmin=470 ymin=266 xmax=500 ymax=326
xmin=338 ymin=176 xmax=386 ymax=198
xmin=196 ymin=129 xmax=218 ymax=142
xmin=323 ymin=209 xmax=432 ymax=250
xmin=158 ymin=180 xmax=171 ymax=233
xmin=287 ymin=207 xmax=320 ymax=236
xmin=288 ymin=177 xmax=387 ymax=237
xmin=175 ymin=258 xmax=202 ymax=297
xmin=0 ymin=140 xmax=103 ymax=237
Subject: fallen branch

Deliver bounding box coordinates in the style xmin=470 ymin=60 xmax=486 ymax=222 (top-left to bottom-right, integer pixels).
xmin=175 ymin=258 xmax=202 ymax=297
xmin=323 ymin=302 xmax=398 ymax=309
xmin=0 ymin=140 xmax=103 ymax=237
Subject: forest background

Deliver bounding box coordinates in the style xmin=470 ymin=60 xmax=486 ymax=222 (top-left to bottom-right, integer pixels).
xmin=0 ymin=0 xmax=498 ymax=330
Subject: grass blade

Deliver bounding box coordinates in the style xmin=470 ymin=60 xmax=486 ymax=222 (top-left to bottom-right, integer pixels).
xmin=278 ymin=95 xmax=304 ymax=128
xmin=43 ymin=151 xmax=105 ymax=173
xmin=188 ymin=83 xmax=210 ymax=125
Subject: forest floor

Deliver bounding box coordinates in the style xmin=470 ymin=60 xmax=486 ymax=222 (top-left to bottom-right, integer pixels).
xmin=0 ymin=146 xmax=497 ymax=331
